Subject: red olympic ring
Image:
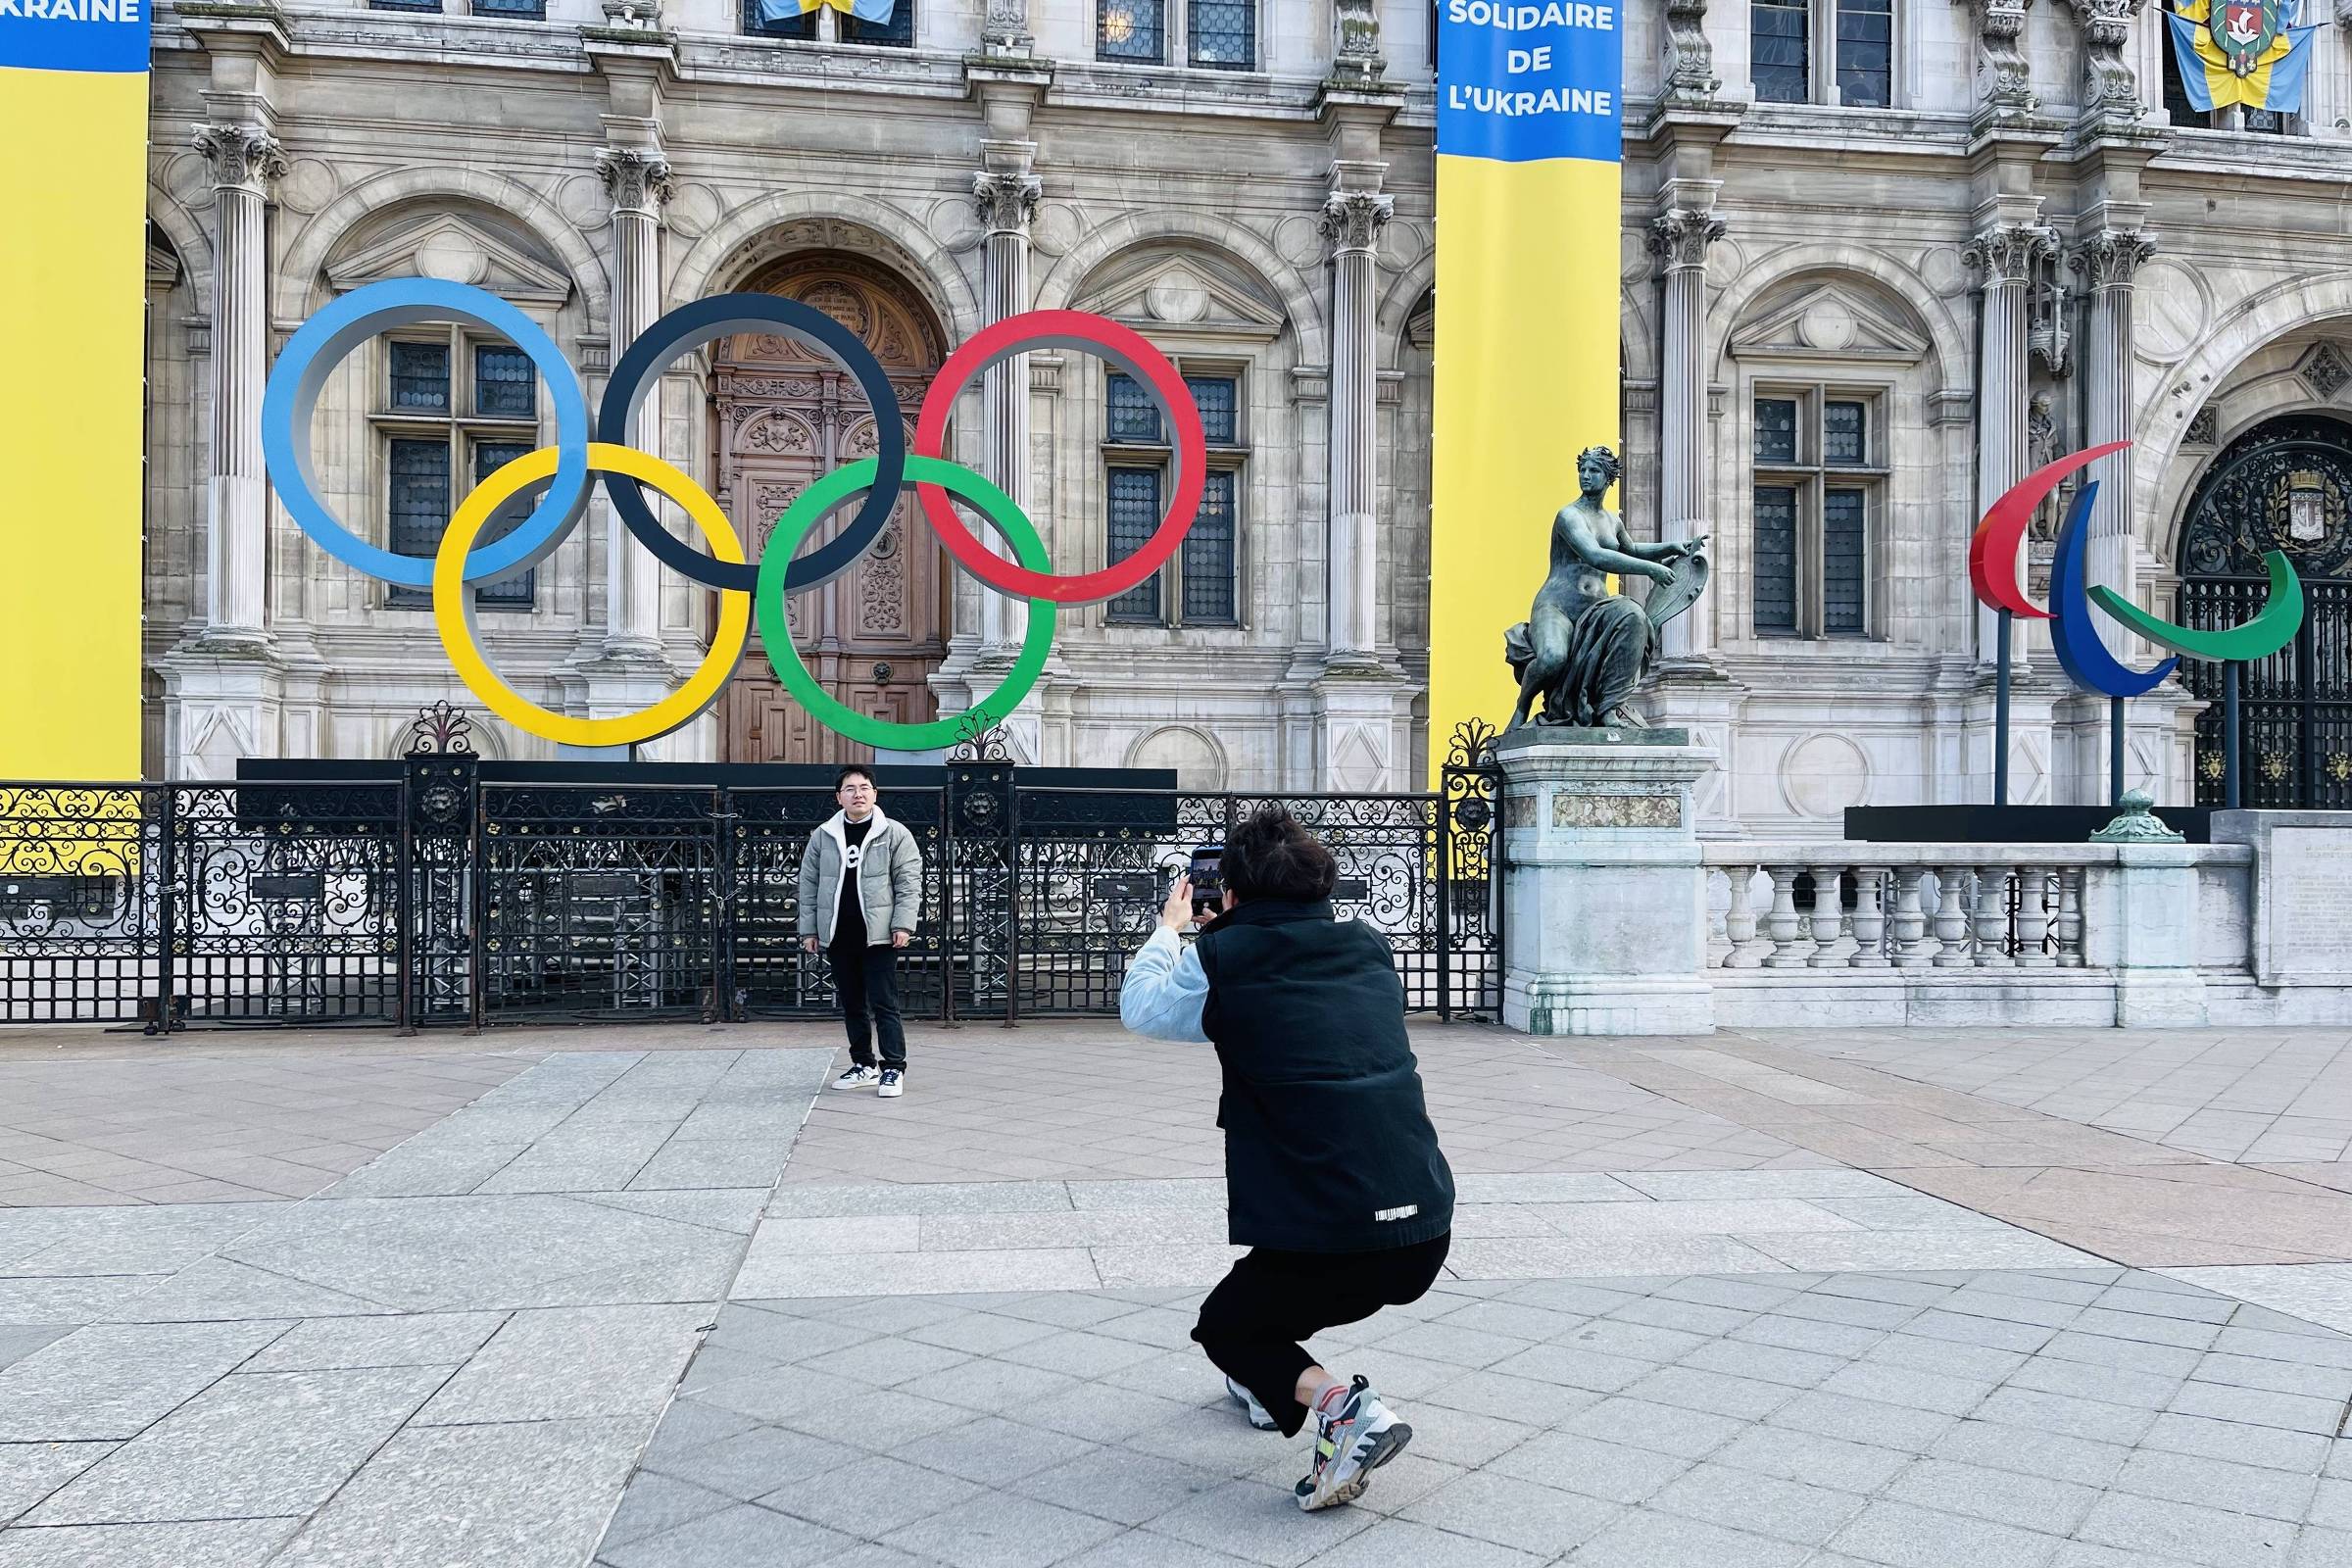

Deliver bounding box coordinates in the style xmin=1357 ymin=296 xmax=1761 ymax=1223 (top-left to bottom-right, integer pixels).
xmin=1967 ymin=440 xmax=2130 ymax=619
xmin=913 ymin=310 xmax=1206 ymax=605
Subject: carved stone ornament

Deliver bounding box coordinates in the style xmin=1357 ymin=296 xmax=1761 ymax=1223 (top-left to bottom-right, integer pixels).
xmin=192 ymin=124 xmax=288 ymax=194
xmin=1963 ymin=222 xmax=2059 ymax=287
xmin=2090 ymin=788 xmax=2184 ymax=842
xmin=971 ymin=171 xmax=1043 ymax=236
xmin=600 ymin=0 xmax=663 ymax=30
xmin=595 ymin=148 xmax=674 ymax=216
xmin=981 ymin=0 xmax=1033 ymax=54
xmin=2066 ymin=0 xmax=2145 ymax=122
xmin=1661 ymin=0 xmax=1722 ymax=102
xmin=1319 ymin=190 xmax=1395 ymax=257
xmin=2068 ymin=228 xmax=2157 ymax=292
xmin=1964 ymin=0 xmax=2037 ymax=121
xmin=1646 ymin=209 xmax=1727 ymax=272
xmin=2030 ymin=253 xmax=2071 ymax=376
xmin=1332 ymin=0 xmax=1386 ymax=84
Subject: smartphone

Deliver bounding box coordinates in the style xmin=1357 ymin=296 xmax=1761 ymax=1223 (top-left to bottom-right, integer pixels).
xmin=1187 ymin=844 xmax=1224 ymax=920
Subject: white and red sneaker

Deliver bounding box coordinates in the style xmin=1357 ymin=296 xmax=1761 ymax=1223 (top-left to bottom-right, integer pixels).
xmin=1295 ymin=1376 xmax=1411 ymax=1511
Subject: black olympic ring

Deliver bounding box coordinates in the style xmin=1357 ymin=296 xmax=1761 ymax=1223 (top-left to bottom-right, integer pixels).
xmin=598 ymin=294 xmax=907 ymax=594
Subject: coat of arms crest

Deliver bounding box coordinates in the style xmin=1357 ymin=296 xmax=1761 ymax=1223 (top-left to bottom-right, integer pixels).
xmin=2211 ymin=0 xmax=2285 ymax=74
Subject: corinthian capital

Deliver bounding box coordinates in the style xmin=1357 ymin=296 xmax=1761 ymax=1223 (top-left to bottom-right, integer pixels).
xmin=1319 ymin=191 xmax=1394 ymax=257
xmin=2066 ymin=0 xmax=2145 ymax=122
xmin=2069 ymin=228 xmax=2157 ymax=290
xmin=596 ymin=149 xmax=674 ymax=217
xmin=1963 ymin=222 xmax=2058 ymax=286
xmin=1646 ymin=209 xmax=1728 ymax=271
xmin=193 ymin=124 xmax=287 ymax=195
xmin=972 ymin=172 xmax=1043 ymax=236
xmin=1962 ymin=0 xmax=2037 ymax=122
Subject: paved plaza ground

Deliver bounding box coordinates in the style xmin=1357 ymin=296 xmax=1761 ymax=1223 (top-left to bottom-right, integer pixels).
xmin=6 ymin=1020 xmax=2352 ymax=1566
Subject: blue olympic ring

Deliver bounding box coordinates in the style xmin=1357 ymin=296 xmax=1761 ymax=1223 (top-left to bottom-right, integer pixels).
xmin=262 ymin=278 xmax=591 ymax=588
xmin=597 ymin=294 xmax=906 ymax=595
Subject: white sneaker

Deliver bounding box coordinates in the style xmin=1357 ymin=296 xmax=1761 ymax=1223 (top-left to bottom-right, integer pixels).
xmin=831 ymin=1065 xmax=880 ymax=1091
xmin=1225 ymin=1376 xmax=1279 ymax=1431
xmin=877 ymin=1068 xmax=905 ymax=1099
xmin=1296 ymin=1377 xmax=1411 ymax=1511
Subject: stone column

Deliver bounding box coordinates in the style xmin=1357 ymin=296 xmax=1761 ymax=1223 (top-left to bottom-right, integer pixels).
xmin=596 ymin=147 xmax=671 ymax=660
xmin=1321 ymin=183 xmax=1392 ymax=668
xmin=973 ymin=162 xmax=1042 ymax=659
xmin=192 ymin=123 xmax=285 ymax=650
xmin=2071 ymin=228 xmax=2156 ymax=660
xmin=1646 ymin=203 xmax=1726 ymax=662
xmin=1964 ymin=220 xmax=2056 ymax=664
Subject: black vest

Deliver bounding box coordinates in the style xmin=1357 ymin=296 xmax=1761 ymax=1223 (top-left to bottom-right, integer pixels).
xmin=1196 ymin=900 xmax=1455 ymax=1252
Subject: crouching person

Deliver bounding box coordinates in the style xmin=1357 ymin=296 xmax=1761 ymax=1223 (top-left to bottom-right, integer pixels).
xmin=1118 ymin=805 xmax=1455 ymax=1511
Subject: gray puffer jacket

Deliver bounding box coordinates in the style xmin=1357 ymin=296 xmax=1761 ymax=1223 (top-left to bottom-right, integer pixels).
xmin=797 ymin=809 xmax=924 ymax=946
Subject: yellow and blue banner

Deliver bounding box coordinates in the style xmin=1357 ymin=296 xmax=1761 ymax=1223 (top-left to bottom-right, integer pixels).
xmin=765 ymin=0 xmax=895 ymax=21
xmin=2165 ymin=0 xmax=2322 ymax=114
xmin=0 ymin=0 xmax=150 ymax=780
xmin=1432 ymin=0 xmax=1623 ymax=774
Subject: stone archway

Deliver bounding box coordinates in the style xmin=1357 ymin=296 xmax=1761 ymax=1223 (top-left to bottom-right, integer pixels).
xmin=713 ymin=253 xmax=951 ymax=764
xmin=2176 ymin=412 xmax=2352 ymax=808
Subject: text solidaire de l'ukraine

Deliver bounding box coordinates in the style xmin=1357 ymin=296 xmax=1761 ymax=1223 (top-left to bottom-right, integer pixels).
xmin=1443 ymin=1 xmax=1617 ymax=121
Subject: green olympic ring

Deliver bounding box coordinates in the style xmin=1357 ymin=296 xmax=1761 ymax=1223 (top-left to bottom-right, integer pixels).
xmin=755 ymin=456 xmax=1056 ymax=752
xmin=2089 ymin=549 xmax=2305 ymax=663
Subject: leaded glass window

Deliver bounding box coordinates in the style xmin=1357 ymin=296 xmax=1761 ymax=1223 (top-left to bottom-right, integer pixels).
xmin=1836 ymin=0 xmax=1891 ymax=108
xmin=1754 ymin=397 xmax=1798 ymax=464
xmin=391 ymin=342 xmax=450 ymax=412
xmin=1188 ymin=0 xmax=1254 ymax=69
xmin=1751 ymin=0 xmax=1809 ymax=102
xmin=470 ymin=441 xmax=537 ymax=609
xmin=1752 ymin=389 xmax=1884 ymax=640
xmin=1182 ymin=472 xmax=1238 ymax=623
xmin=1186 ymin=376 xmax=1238 ymax=444
xmin=1823 ymin=488 xmax=1867 ymax=635
xmin=386 ymin=440 xmax=451 ymax=608
xmin=472 ymin=0 xmax=545 ymax=18
xmin=1754 ymin=485 xmax=1799 ymax=635
xmin=1099 ymin=0 xmax=1165 ymax=62
xmin=474 ymin=345 xmax=535 ymax=418
xmin=1106 ymin=467 xmax=1163 ymax=622
xmin=1106 ymin=373 xmax=1162 ymax=443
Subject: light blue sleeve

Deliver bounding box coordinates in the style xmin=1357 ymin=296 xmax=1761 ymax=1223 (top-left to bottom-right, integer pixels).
xmin=1119 ymin=926 xmax=1210 ymax=1043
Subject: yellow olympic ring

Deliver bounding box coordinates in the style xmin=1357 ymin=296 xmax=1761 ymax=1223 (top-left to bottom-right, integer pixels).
xmin=434 ymin=442 xmax=749 ymax=748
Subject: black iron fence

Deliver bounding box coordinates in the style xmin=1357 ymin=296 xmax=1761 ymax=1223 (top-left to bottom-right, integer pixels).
xmin=2180 ymin=577 xmax=2352 ymax=809
xmin=0 ymin=748 xmax=1502 ymax=1032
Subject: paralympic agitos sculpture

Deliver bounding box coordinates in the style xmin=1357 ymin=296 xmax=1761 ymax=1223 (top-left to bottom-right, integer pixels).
xmin=262 ymin=277 xmax=1208 ymax=752
xmin=1969 ymin=440 xmax=2303 ymax=806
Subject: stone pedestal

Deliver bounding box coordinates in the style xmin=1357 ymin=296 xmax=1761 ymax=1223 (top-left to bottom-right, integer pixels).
xmin=2080 ymin=844 xmax=2208 ymax=1026
xmin=2214 ymin=810 xmax=2352 ymax=990
xmin=1496 ymin=728 xmax=1718 ymax=1036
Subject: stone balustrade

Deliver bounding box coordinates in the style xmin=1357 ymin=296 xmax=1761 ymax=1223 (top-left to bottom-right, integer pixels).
xmin=1703 ymin=849 xmax=2112 ymax=972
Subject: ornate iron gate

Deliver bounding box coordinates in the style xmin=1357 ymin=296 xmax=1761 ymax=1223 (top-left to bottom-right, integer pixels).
xmin=0 ymin=726 xmax=1503 ymax=1029
xmin=2177 ymin=414 xmax=2352 ymax=808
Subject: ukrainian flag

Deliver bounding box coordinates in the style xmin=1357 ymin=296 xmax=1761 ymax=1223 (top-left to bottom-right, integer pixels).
xmin=2165 ymin=0 xmax=2323 ymax=114
xmin=764 ymin=0 xmax=896 ymax=20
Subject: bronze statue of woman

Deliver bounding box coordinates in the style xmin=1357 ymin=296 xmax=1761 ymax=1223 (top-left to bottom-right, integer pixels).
xmin=1504 ymin=446 xmax=1709 ymax=731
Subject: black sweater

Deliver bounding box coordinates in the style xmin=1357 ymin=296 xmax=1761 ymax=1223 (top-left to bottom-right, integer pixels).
xmin=1196 ymin=900 xmax=1455 ymax=1252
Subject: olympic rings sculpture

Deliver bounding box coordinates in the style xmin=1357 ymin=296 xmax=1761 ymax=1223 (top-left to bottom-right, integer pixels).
xmin=261 ymin=276 xmax=1208 ymax=751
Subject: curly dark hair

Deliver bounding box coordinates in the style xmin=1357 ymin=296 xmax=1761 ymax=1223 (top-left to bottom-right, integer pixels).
xmin=1221 ymin=807 xmax=1339 ymax=904
xmin=1576 ymin=445 xmax=1623 ymax=487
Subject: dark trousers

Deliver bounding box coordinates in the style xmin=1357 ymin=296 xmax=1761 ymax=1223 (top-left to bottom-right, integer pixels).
xmin=1192 ymin=1232 xmax=1451 ymax=1437
xmin=827 ymin=938 xmax=906 ymax=1070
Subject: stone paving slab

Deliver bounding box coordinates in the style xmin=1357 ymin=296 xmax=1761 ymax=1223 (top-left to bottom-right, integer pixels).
xmin=612 ymin=1265 xmax=2352 ymax=1567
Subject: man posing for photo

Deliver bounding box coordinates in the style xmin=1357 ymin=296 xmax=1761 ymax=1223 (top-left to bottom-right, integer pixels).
xmin=799 ymin=764 xmax=924 ymax=1098
xmin=1119 ymin=806 xmax=1456 ymax=1512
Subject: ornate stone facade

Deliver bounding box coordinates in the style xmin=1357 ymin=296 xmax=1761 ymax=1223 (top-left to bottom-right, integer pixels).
xmin=138 ymin=0 xmax=2352 ymax=826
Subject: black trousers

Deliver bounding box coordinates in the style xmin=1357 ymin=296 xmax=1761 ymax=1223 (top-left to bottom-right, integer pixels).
xmin=1192 ymin=1232 xmax=1451 ymax=1438
xmin=827 ymin=937 xmax=906 ymax=1070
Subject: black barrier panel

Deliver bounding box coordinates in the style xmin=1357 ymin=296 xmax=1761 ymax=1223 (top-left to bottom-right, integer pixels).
xmin=4 ymin=743 xmax=1506 ymax=1030
xmin=1843 ymin=806 xmax=2215 ymax=844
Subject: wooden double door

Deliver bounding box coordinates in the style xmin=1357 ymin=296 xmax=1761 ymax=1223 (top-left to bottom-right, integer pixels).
xmin=714 ymin=256 xmax=953 ymax=763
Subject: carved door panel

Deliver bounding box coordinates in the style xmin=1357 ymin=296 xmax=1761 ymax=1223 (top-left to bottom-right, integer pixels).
xmin=714 ymin=261 xmax=949 ymax=764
